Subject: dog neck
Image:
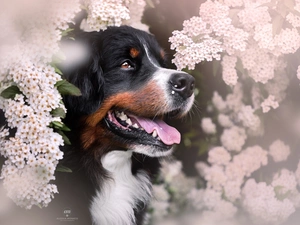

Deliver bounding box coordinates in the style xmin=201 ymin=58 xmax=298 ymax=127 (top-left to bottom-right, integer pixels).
xmin=90 ymin=150 xmax=152 ymax=225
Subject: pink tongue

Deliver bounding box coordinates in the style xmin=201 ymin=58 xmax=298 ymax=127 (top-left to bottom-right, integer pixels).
xmin=129 ymin=114 xmax=181 ymax=145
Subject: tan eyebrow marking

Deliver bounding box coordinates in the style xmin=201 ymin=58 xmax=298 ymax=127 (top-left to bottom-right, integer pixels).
xmin=130 ymin=48 xmax=140 ymax=58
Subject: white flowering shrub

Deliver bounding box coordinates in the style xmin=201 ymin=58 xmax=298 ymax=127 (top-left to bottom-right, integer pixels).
xmin=0 ymin=0 xmax=82 ymax=209
xmin=82 ymin=0 xmax=148 ymax=31
xmin=148 ymin=0 xmax=300 ymax=224
xmin=0 ymin=0 xmax=148 ymax=210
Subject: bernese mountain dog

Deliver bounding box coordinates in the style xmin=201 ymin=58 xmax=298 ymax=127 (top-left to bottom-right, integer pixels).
xmin=1 ymin=26 xmax=195 ymax=225
xmin=60 ymin=26 xmax=195 ymax=225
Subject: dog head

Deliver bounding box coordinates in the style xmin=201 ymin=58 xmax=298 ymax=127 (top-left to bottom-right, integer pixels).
xmin=62 ymin=26 xmax=194 ymax=157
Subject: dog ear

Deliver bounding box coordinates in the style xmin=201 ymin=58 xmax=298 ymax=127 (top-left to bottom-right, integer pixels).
xmin=60 ymin=32 xmax=105 ymax=115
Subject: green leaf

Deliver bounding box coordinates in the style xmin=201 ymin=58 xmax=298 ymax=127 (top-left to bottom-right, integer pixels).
xmin=60 ymin=123 xmax=71 ymax=132
xmin=1 ymin=85 xmax=22 ymax=99
xmin=56 ymin=164 xmax=72 ymax=173
xmin=51 ymin=108 xmax=66 ymax=119
xmin=51 ymin=121 xmax=63 ymax=128
xmin=55 ymin=80 xmax=81 ymax=96
xmin=61 ymin=28 xmax=74 ymax=37
xmin=51 ymin=121 xmax=71 ymax=131
xmin=198 ymin=140 xmax=209 ymax=156
xmin=184 ymin=137 xmax=192 ymax=147
xmin=54 ymin=66 xmax=63 ymax=75
xmin=274 ymin=185 xmax=291 ymax=201
xmin=57 ymin=130 xmax=71 ymax=145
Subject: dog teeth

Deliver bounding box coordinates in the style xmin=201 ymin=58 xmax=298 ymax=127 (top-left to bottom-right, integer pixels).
xmin=132 ymin=123 xmax=139 ymax=129
xmin=126 ymin=118 xmax=132 ymax=126
xmin=152 ymin=130 xmax=157 ymax=138
xmin=116 ymin=111 xmax=128 ymax=121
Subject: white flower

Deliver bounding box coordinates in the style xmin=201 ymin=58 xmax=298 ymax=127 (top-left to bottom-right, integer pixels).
xmin=202 ymin=188 xmax=223 ymax=210
xmin=269 ymin=139 xmax=290 ymax=162
xmin=182 ymin=16 xmax=209 ymax=37
xmin=223 ymin=180 xmax=242 ymax=202
xmin=223 ymin=26 xmax=248 ymax=54
xmin=213 ymin=200 xmax=237 ymax=220
xmin=220 ymin=126 xmax=246 ymax=152
xmin=203 ymin=165 xmax=227 ymax=191
xmin=286 ymin=13 xmax=300 ymax=28
xmin=261 ymin=95 xmax=279 ymax=113
xmin=233 ymin=145 xmax=268 ymax=177
xmin=221 ymin=55 xmax=238 ymax=86
xmin=225 ymin=82 xmax=243 ymax=112
xmin=0 ymin=0 xmax=78 ymax=209
xmin=168 ymin=172 xmax=196 ymax=198
xmin=242 ymin=179 xmax=295 ymax=225
xmin=195 ymin=161 xmax=210 ymax=177
xmin=251 ymin=85 xmax=262 ymax=110
xmin=217 ymin=114 xmax=233 ymax=128
xmin=271 ymin=169 xmax=297 ymax=196
xmin=212 ymin=91 xmax=227 ymax=112
xmin=248 ymin=50 xmax=276 ymax=84
xmin=254 ymin=23 xmax=274 ymax=50
xmin=187 ymin=188 xmax=204 ymax=210
xmin=237 ymin=105 xmax=261 ymax=132
xmin=84 ymin=0 xmax=131 ymax=31
xmin=265 ymin=69 xmax=289 ymax=103
xmin=274 ymin=28 xmax=300 ymax=54
xmin=201 ymin=117 xmax=216 ymax=134
xmin=208 ymin=146 xmax=231 ymax=166
xmin=124 ymin=0 xmax=148 ymax=31
xmin=160 ymin=160 xmax=182 ymax=183
xmin=170 ymin=34 xmax=223 ymax=70
xmin=150 ymin=201 xmax=169 ymax=220
xmin=152 ymin=184 xmax=169 ymax=202
xmin=238 ymin=6 xmax=271 ymax=31
xmin=224 ymin=162 xmax=245 ymax=183
xmin=224 ymin=0 xmax=243 ymax=7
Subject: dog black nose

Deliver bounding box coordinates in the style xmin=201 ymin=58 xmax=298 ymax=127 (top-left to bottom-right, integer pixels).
xmin=170 ymin=73 xmax=195 ymax=99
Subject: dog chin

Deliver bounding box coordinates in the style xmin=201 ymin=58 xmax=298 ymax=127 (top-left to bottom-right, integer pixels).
xmin=130 ymin=145 xmax=174 ymax=157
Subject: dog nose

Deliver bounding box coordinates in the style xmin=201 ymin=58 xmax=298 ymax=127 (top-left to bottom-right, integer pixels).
xmin=169 ymin=73 xmax=195 ymax=99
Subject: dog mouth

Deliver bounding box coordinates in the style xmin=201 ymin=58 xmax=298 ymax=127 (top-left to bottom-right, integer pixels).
xmin=104 ymin=109 xmax=181 ymax=150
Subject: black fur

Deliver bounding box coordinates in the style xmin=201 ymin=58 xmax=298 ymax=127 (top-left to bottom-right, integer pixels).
xmin=61 ymin=26 xmax=166 ymax=224
xmin=62 ymin=26 xmax=167 ymax=115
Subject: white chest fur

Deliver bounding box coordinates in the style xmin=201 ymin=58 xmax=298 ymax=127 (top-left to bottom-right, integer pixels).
xmin=90 ymin=151 xmax=152 ymax=225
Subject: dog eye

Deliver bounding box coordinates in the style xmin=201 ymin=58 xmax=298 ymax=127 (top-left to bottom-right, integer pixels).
xmin=121 ymin=61 xmax=132 ymax=69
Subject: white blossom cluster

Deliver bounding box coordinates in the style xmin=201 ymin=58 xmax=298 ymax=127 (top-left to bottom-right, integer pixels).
xmin=0 ymin=0 xmax=80 ymax=208
xmin=82 ymin=0 xmax=148 ymax=31
xmin=192 ymin=80 xmax=298 ymax=224
xmin=169 ymin=0 xmax=300 ymax=110
xmin=149 ymin=1 xmax=300 ymax=224
xmin=0 ymin=0 xmax=149 ymax=210
xmin=201 ymin=117 xmax=216 ymax=134
xmin=148 ymin=160 xmax=196 ymax=224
